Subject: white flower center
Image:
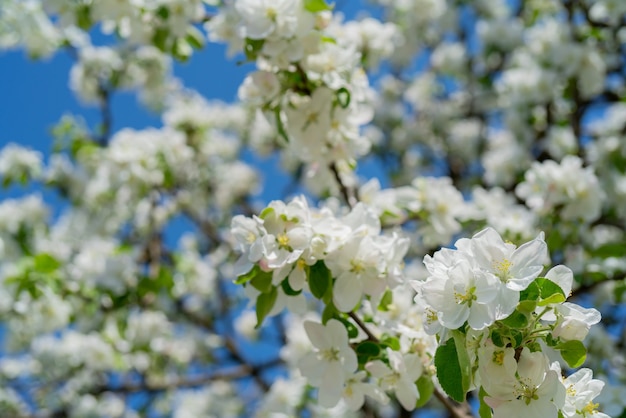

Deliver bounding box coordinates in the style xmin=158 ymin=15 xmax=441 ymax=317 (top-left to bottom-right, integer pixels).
xmin=321 ymin=347 xmax=340 ymax=362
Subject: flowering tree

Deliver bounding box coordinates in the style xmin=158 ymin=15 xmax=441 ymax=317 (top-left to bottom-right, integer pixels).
xmin=1 ymin=0 xmax=625 ymax=417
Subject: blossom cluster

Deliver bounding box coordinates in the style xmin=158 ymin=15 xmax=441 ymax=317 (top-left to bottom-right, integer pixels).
xmin=209 ymin=0 xmax=400 ymax=181
xmin=413 ymin=228 xmax=606 ymax=417
xmin=232 ymin=196 xmax=409 ymax=314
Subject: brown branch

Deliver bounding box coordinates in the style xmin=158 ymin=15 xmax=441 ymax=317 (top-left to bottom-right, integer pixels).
xmin=348 ymin=311 xmax=379 ymax=342
xmin=433 ymin=388 xmax=475 ymax=418
xmin=174 ymin=301 xmax=273 ymax=391
xmin=329 ymin=162 xmax=358 ymax=208
xmin=92 ymin=364 xmax=272 ymax=394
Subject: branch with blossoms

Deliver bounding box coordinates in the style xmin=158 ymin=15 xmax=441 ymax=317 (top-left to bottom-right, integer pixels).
xmin=1 ymin=0 xmax=626 ymax=416
xmin=232 ymin=192 xmax=607 ymax=417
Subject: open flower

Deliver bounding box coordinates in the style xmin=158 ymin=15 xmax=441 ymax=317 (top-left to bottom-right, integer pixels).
xmin=483 ymin=348 xmax=565 ymax=418
xmin=366 ymin=348 xmax=422 ymax=411
xmin=562 ymin=368 xmax=609 ymax=418
xmin=299 ymin=319 xmax=357 ymax=408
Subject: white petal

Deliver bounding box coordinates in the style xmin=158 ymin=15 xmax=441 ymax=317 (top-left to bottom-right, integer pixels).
xmin=333 ymin=272 xmax=363 ymax=312
xmin=318 ymin=365 xmax=344 ymax=407
xmin=304 ymin=320 xmax=332 ymax=350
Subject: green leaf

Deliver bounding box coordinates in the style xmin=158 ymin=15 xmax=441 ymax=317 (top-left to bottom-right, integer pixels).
xmin=259 ymin=207 xmax=275 ymax=219
xmin=156 ymin=5 xmax=170 ymax=19
xmin=152 ymin=27 xmax=170 ymax=51
xmin=250 ymin=268 xmax=273 ymax=293
xmin=536 ymin=277 xmax=566 ymax=300
xmin=451 ymin=330 xmax=472 ymax=394
xmin=380 ymin=336 xmax=400 ymax=351
xmin=173 ymin=38 xmax=193 ymax=61
xmin=499 ymin=310 xmax=528 ymax=329
xmin=335 ymin=87 xmax=351 ymax=108
xmin=415 ymin=375 xmax=434 ymax=408
xmin=336 ymin=316 xmax=358 ymax=338
xmin=545 ymin=333 xmax=558 ymax=347
xmin=274 ymin=107 xmax=290 ymax=143
xmin=33 ymin=254 xmax=60 ymax=274
xmin=378 ymin=289 xmax=393 ymax=311
xmin=520 ymin=281 xmax=540 ymax=302
xmin=304 ymin=0 xmax=333 ymax=12
xmin=613 ymin=280 xmax=626 ymax=303
xmin=490 ymin=329 xmax=505 ymax=347
xmin=546 ymin=232 xmax=563 ymax=251
xmin=517 ymin=300 xmax=537 ymax=313
xmin=556 ymin=340 xmax=587 ymax=368
xmin=537 ymin=293 xmax=566 ymax=306
xmin=435 ymin=337 xmax=466 ymax=403
xmin=256 ymin=286 xmax=277 ymax=327
xmin=591 ymin=242 xmax=626 ymax=258
xmin=309 ymin=261 xmax=331 ymax=299
xmin=244 ymin=38 xmax=265 ymax=61
xmin=478 ymin=386 xmax=492 ymax=418
xmin=156 ymin=268 xmax=174 ymax=292
xmin=186 ymin=26 xmax=205 ymax=50
xmin=510 ymin=329 xmax=523 ymax=348
xmin=356 ymin=341 xmax=381 ymax=364
xmin=234 ymin=265 xmax=260 ymax=285
xmin=76 ymin=5 xmax=92 ymax=30
xmin=281 ymin=276 xmax=302 ymax=296
xmin=321 ymin=301 xmax=338 ymax=324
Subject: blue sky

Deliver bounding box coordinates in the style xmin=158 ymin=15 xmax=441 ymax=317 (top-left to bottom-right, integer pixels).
xmin=0 ymin=1 xmax=380 ymax=152
xmin=0 ymin=1 xmax=385 ymax=204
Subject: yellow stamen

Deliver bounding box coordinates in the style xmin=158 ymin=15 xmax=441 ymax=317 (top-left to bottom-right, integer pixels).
xmin=582 ymin=402 xmax=599 ymax=415
xmin=277 ymin=233 xmax=289 ymax=247
xmin=492 ymin=350 xmax=505 ymax=366
xmin=493 ymin=258 xmax=513 ymax=282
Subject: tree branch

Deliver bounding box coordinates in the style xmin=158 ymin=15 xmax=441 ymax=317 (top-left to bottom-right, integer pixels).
xmin=329 ymin=162 xmax=358 ymax=208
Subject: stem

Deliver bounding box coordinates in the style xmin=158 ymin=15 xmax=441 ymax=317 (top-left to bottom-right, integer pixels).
xmin=96 ymin=83 xmax=113 ymax=146
xmin=329 ymin=162 xmax=358 ymax=208
xmin=433 ymin=388 xmax=475 ymax=418
xmin=348 ymin=311 xmax=379 ymax=342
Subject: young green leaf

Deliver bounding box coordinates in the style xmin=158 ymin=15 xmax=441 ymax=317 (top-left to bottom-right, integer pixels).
xmin=33 ymin=254 xmax=60 ymax=274
xmin=309 ymin=261 xmax=331 ymax=299
xmin=378 ymin=289 xmax=393 ymax=311
xmin=281 ymin=276 xmax=302 ymax=296
xmin=415 ymin=375 xmax=434 ymax=408
xmin=335 ymin=87 xmax=351 ymax=108
xmin=322 ymin=301 xmax=337 ymax=324
xmin=478 ymin=386 xmax=493 ymax=418
xmin=356 ymin=341 xmax=381 ymax=364
xmin=256 ymin=286 xmax=278 ymax=328
xmin=250 ymin=268 xmax=274 ymax=293
xmin=520 ymin=281 xmax=540 ymax=302
xmin=536 ymin=277 xmax=566 ymax=300
xmin=379 ymin=336 xmax=401 ymax=351
xmin=556 ymin=340 xmax=587 ymax=368
xmin=499 ymin=310 xmax=528 ymax=329
xmin=452 ymin=330 xmax=472 ymax=395
xmin=234 ymin=265 xmax=259 ymax=285
xmin=304 ymin=0 xmax=333 ymax=12
xmin=435 ymin=337 xmax=466 ymax=403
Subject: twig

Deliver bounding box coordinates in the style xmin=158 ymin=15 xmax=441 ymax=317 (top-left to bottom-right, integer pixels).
xmin=329 ymin=162 xmax=358 ymax=208
xmin=96 ymin=83 xmax=113 ymax=146
xmin=348 ymin=311 xmax=379 ymax=342
xmin=433 ymin=388 xmax=475 ymax=418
